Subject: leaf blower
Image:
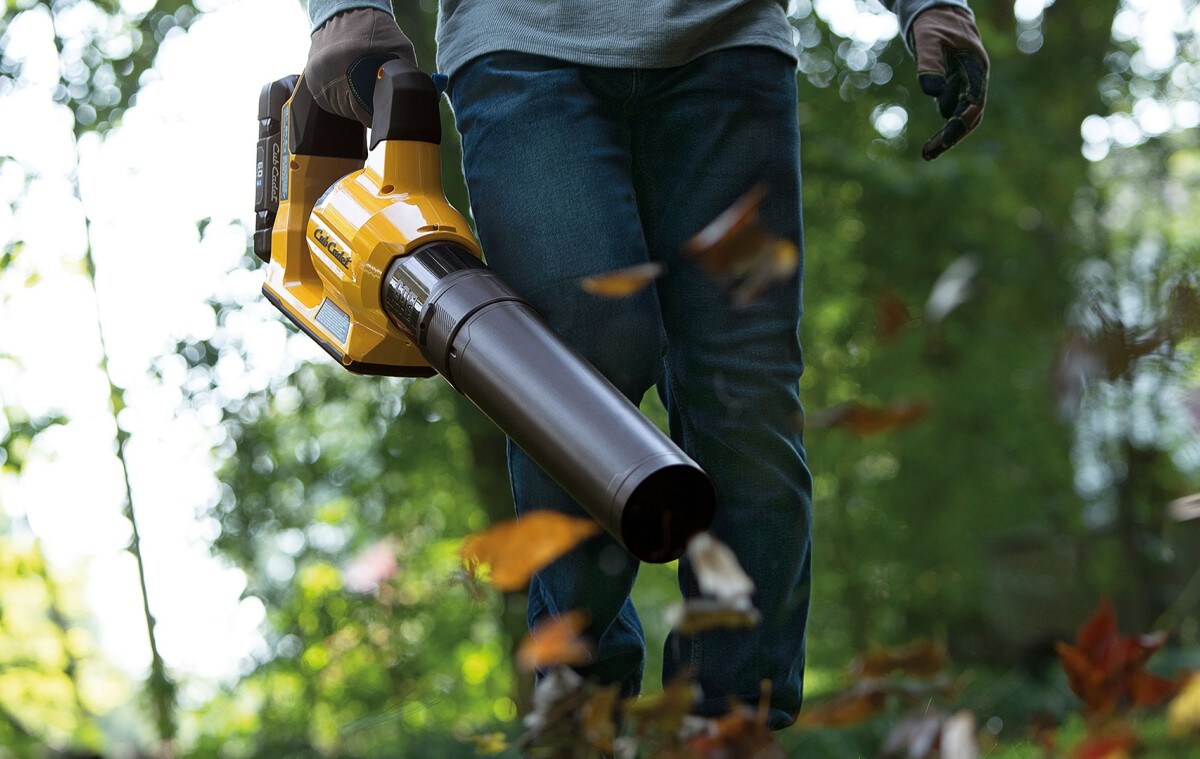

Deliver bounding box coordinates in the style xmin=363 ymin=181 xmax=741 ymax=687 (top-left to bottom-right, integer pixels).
xmin=253 ymin=61 xmax=715 ymax=562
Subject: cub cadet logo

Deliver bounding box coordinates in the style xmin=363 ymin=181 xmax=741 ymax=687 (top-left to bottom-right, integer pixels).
xmin=314 ymin=228 xmax=351 ymax=268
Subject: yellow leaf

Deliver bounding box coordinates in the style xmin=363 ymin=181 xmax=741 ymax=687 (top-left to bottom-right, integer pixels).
xmin=580 ymin=262 xmax=665 ymax=298
xmin=461 ymin=511 xmax=601 ymax=592
xmin=1169 ymin=671 xmax=1200 ymax=737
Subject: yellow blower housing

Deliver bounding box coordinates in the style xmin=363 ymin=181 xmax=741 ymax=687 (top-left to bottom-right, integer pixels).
xmin=255 ymin=68 xmax=477 ymax=376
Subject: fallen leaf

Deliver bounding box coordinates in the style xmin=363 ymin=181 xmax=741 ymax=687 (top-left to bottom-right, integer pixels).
xmin=580 ymin=261 xmax=666 ymax=298
xmin=877 ymin=291 xmax=915 ymax=343
xmin=1070 ymin=729 xmax=1137 ymax=759
xmin=852 ymin=639 xmax=948 ymax=680
xmin=521 ymin=666 xmax=589 ymax=745
xmin=1055 ymin=598 xmax=1178 ymax=718
xmin=461 ymin=511 xmax=601 ymax=592
xmin=666 ymin=598 xmax=761 ymax=636
xmin=582 ymin=683 xmax=620 ymax=753
xmin=925 ymin=255 xmax=980 ymax=325
xmin=687 ymin=532 xmax=755 ymax=602
xmin=469 ymin=732 xmax=509 ymax=755
xmin=1168 ymin=671 xmax=1200 ymax=737
xmin=799 ymin=678 xmax=957 ymax=729
xmin=624 ymin=678 xmax=699 ymax=739
xmin=516 ymin=610 xmax=594 ymax=672
xmin=807 ymin=399 xmax=933 ymax=437
xmin=687 ymin=704 xmax=784 ymax=759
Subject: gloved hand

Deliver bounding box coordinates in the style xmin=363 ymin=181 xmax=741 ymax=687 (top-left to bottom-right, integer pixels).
xmin=910 ymin=6 xmax=989 ymax=160
xmin=306 ymin=8 xmax=418 ymax=127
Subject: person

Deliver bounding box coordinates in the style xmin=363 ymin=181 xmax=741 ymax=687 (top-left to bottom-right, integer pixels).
xmin=302 ymin=0 xmax=988 ymax=730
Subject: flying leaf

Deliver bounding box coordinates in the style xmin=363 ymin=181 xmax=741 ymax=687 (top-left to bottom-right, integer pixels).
xmin=939 ymin=710 xmax=980 ymax=759
xmin=1168 ymin=493 xmax=1200 ymax=523
xmin=799 ymin=678 xmax=957 ymax=730
xmin=683 ymin=184 xmax=799 ymax=306
xmin=729 ymin=238 xmax=801 ymax=308
xmin=807 ymin=399 xmax=933 ymax=437
xmin=580 ymin=261 xmax=666 ymax=298
xmin=688 ymin=532 xmax=755 ymax=602
xmin=667 ymin=598 xmax=761 ymax=636
xmin=877 ymin=291 xmax=915 ymax=343
xmin=1055 ymin=598 xmax=1178 ymax=717
xmin=852 ymin=639 xmax=948 ymax=680
xmin=880 ymin=711 xmax=944 ymax=758
xmin=461 ymin=511 xmax=601 ymax=592
xmin=925 ymin=254 xmax=980 ymax=325
xmin=1168 ymin=672 xmax=1200 ymax=737
xmin=516 ymin=610 xmax=593 ymax=672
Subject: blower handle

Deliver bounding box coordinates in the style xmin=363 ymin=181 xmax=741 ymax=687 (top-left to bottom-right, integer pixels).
xmin=369 ymin=59 xmax=442 ymax=150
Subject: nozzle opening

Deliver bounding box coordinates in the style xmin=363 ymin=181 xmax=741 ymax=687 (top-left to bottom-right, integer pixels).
xmin=621 ymin=465 xmax=716 ymax=563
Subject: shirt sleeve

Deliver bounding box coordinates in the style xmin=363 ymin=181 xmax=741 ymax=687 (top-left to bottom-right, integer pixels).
xmin=879 ymin=0 xmax=973 ymax=52
xmin=307 ymin=0 xmax=394 ymax=32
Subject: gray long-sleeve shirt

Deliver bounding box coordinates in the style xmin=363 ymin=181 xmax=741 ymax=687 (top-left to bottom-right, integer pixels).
xmin=306 ymin=0 xmax=969 ymax=78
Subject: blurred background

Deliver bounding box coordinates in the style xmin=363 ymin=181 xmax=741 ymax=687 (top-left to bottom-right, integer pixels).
xmin=1 ymin=0 xmax=1199 ymax=755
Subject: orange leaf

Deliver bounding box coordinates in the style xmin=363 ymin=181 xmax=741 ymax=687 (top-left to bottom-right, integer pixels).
xmin=852 ymin=639 xmax=948 ymax=679
xmin=461 ymin=511 xmax=601 ymax=592
xmin=579 ymin=261 xmax=666 ymax=298
xmin=516 ymin=610 xmax=594 ymax=672
xmin=807 ymin=399 xmax=933 ymax=437
xmin=687 ymin=704 xmax=783 ymax=759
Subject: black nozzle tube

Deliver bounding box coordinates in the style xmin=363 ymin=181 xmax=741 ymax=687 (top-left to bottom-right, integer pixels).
xmin=383 ymin=243 xmax=715 ymax=562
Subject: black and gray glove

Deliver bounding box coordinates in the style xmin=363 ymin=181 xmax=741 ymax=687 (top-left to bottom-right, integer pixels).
xmin=910 ymin=6 xmax=989 ymax=160
xmin=305 ymin=8 xmax=417 ymax=127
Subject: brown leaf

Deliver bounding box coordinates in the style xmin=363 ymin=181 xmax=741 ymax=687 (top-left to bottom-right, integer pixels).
xmin=461 ymin=511 xmax=601 ymax=592
xmin=877 ymin=291 xmax=915 ymax=343
xmin=516 ymin=610 xmax=594 ymax=672
xmin=852 ymin=639 xmax=948 ymax=680
xmin=797 ymin=683 xmax=890 ymax=728
xmin=579 ymin=261 xmax=666 ymax=298
xmin=683 ymin=184 xmax=799 ymax=306
xmin=807 ymin=399 xmax=933 ymax=437
xmin=1056 ymin=598 xmax=1178 ymax=717
xmin=687 ymin=532 xmax=755 ymax=602
xmin=798 ymin=678 xmax=957 ymax=730
xmin=582 ymin=684 xmax=620 ymax=753
xmin=687 ymin=704 xmax=784 ymax=759
xmin=667 ymin=598 xmax=761 ymax=636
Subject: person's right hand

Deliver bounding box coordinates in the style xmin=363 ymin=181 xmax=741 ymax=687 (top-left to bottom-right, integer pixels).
xmin=306 ymin=8 xmax=418 ymax=127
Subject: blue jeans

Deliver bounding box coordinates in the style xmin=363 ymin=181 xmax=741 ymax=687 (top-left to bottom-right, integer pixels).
xmin=447 ymin=47 xmax=812 ymax=728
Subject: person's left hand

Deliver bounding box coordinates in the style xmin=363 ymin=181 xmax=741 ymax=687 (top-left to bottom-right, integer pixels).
xmin=910 ymin=6 xmax=989 ymax=161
